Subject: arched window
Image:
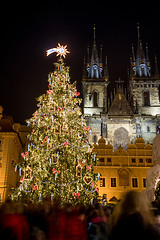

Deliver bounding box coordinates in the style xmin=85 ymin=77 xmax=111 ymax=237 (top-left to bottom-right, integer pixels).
xmin=93 ymin=90 xmax=98 ymax=107
xmin=143 ymin=91 xmax=150 ymax=106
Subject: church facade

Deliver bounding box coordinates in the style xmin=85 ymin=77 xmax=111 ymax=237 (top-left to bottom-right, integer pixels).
xmin=82 ymin=25 xmax=160 ymax=149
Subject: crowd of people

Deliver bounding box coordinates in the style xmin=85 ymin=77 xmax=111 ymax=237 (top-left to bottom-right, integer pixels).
xmin=0 ymin=191 xmax=160 ymax=240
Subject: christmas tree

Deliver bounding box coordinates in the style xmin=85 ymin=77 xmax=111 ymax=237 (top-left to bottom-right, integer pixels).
xmin=12 ymin=44 xmax=99 ymax=204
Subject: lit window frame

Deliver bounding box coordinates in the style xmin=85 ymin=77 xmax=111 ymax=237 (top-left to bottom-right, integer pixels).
xmin=111 ymin=178 xmax=116 ymax=187
xmin=100 ymin=178 xmax=105 ymax=187
xmin=132 ymin=178 xmax=138 ymax=188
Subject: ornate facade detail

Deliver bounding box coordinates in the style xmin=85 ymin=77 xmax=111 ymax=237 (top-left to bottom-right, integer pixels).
xmin=93 ymin=136 xmax=153 ymax=202
xmin=82 ymin=25 xmax=160 ymax=149
xmin=130 ymin=24 xmax=151 ymax=77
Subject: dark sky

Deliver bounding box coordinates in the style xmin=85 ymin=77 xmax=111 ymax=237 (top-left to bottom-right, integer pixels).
xmin=1 ymin=5 xmax=160 ymax=124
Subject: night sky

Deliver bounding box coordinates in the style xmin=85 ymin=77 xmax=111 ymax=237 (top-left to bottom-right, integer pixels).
xmin=1 ymin=5 xmax=160 ymax=124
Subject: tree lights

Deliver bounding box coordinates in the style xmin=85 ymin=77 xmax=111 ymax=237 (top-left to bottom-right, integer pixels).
xmin=11 ymin=49 xmax=99 ymax=204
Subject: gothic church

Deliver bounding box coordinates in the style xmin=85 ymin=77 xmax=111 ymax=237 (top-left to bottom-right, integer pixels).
xmin=82 ymin=25 xmax=160 ymax=149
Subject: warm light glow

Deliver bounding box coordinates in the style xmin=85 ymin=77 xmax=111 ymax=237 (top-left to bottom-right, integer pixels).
xmin=11 ymin=57 xmax=98 ymax=205
xmin=46 ymin=43 xmax=70 ymax=58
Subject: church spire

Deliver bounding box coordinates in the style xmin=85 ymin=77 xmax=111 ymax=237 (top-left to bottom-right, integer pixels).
xmin=87 ymin=45 xmax=90 ymax=64
xmin=91 ymin=25 xmax=98 ymax=63
xmin=130 ymin=56 xmax=134 ymax=76
xmin=146 ymin=43 xmax=151 ymax=76
xmin=90 ymin=25 xmax=100 ymax=78
xmin=93 ymin=24 xmax=96 ymax=40
xmin=137 ymin=22 xmax=140 ymax=40
xmin=100 ymin=45 xmax=102 ymax=63
xmin=85 ymin=25 xmax=104 ymax=79
xmin=100 ymin=45 xmax=103 ymax=76
xmin=132 ymin=44 xmax=136 ymax=62
xmin=131 ymin=23 xmax=151 ymax=77
xmin=136 ymin=23 xmax=141 ymax=59
xmin=146 ymin=43 xmax=150 ymax=62
xmin=136 ymin=23 xmax=145 ymax=61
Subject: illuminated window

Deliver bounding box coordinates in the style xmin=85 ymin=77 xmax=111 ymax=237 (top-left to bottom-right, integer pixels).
xmin=139 ymin=158 xmax=143 ymax=163
xmin=100 ymin=178 xmax=105 ymax=187
xmin=111 ymin=178 xmax=116 ymax=187
xmin=132 ymin=178 xmax=138 ymax=188
xmin=93 ymin=91 xmax=98 ymax=107
xmin=99 ymin=158 xmax=104 ymax=162
xmin=146 ymin=158 xmax=152 ymax=163
xmin=143 ymin=178 xmax=146 ymax=188
xmin=132 ymin=158 xmax=136 ymax=163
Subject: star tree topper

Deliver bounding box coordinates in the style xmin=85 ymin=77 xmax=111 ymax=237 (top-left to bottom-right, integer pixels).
xmin=46 ymin=43 xmax=70 ymax=58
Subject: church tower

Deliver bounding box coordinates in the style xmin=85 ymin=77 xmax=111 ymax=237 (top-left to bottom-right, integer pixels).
xmin=82 ymin=24 xmax=160 ymax=147
xmin=82 ymin=26 xmax=109 ymax=117
xmin=130 ymin=24 xmax=160 ymax=116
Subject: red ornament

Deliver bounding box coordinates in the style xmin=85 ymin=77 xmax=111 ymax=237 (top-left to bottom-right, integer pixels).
xmin=84 ymin=126 xmax=90 ymax=131
xmin=74 ymin=92 xmax=80 ymax=97
xmin=64 ymin=141 xmax=69 ymax=146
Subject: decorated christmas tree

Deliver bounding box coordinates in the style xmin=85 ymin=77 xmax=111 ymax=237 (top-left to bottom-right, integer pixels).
xmin=11 ymin=44 xmax=99 ymax=204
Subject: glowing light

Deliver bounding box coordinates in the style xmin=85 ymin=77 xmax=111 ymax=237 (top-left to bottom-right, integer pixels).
xmin=46 ymin=43 xmax=69 ymax=58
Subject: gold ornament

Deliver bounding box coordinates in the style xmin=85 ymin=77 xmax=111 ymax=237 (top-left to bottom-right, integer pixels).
xmin=78 ymin=159 xmax=86 ymax=168
xmin=83 ymin=176 xmax=93 ymax=185
xmin=76 ymin=165 xmax=82 ymax=177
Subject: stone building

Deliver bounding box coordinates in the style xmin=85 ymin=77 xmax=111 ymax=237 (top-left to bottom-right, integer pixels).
xmin=0 ymin=106 xmax=30 ymax=202
xmin=92 ymin=136 xmax=153 ymax=202
xmin=82 ymin=25 xmax=160 ymax=149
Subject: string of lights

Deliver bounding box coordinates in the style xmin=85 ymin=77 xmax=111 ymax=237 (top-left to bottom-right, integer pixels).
xmin=31 ymin=141 xmax=90 ymax=151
